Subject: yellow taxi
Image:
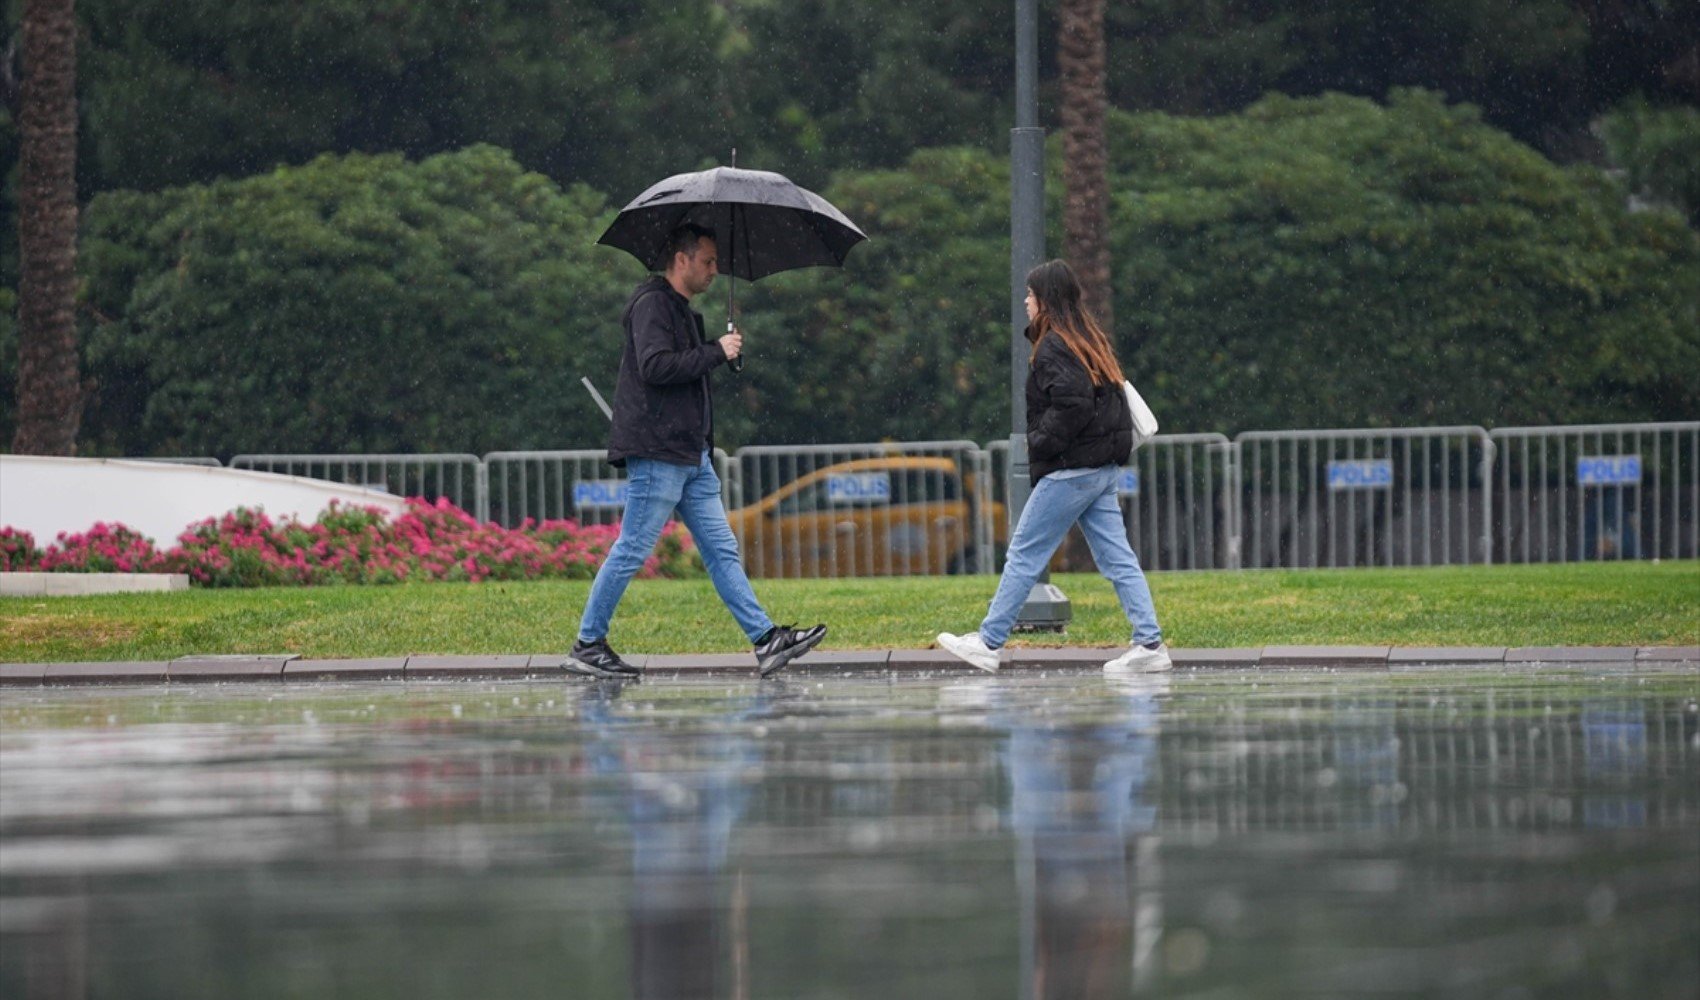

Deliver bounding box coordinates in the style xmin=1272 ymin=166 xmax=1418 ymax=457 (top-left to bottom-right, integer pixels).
xmin=725 ymin=456 xmax=1007 ymax=578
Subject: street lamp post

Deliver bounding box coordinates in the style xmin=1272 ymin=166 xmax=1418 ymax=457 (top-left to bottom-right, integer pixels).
xmin=1009 ymin=0 xmax=1070 ymax=631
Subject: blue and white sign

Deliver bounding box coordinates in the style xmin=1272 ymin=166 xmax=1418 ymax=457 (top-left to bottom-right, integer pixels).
xmin=1577 ymin=455 xmax=1641 ymax=486
xmin=1327 ymin=459 xmax=1393 ymax=490
xmin=573 ymin=479 xmax=629 ymax=509
xmin=1117 ymin=469 xmax=1141 ymax=496
xmin=827 ymin=472 xmax=891 ymax=504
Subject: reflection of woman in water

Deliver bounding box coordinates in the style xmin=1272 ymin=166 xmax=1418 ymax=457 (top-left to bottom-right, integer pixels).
xmin=1001 ymin=676 xmax=1166 ymax=998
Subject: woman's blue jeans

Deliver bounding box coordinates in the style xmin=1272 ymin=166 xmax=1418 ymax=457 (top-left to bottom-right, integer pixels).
xmin=578 ymin=451 xmax=774 ymax=644
xmin=979 ymin=464 xmax=1162 ymax=649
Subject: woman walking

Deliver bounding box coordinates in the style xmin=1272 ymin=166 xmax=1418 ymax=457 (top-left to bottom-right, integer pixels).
xmin=938 ymin=260 xmax=1171 ymax=673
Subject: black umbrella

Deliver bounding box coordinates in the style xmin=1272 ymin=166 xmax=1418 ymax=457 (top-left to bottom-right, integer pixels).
xmin=597 ymin=159 xmax=867 ymax=371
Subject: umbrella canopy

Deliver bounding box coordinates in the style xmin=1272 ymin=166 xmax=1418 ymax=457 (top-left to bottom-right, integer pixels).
xmin=597 ymin=166 xmax=867 ymax=281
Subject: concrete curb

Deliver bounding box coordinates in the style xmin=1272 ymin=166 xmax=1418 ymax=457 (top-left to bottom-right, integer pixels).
xmin=1 ymin=646 xmax=1695 ymax=687
xmin=0 ymin=572 xmax=189 ymax=597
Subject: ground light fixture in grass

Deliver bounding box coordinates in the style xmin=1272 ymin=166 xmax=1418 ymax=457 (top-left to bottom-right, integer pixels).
xmin=0 ymin=562 xmax=1695 ymax=663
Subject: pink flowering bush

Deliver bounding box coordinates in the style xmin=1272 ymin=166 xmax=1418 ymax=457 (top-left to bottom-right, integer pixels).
xmin=37 ymin=523 xmax=163 ymax=573
xmin=160 ymin=507 xmax=318 ymax=587
xmin=3 ymin=499 xmax=703 ymax=588
xmin=1 ymin=528 xmax=43 ymax=571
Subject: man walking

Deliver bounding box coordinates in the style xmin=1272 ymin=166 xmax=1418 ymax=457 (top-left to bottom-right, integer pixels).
xmin=569 ymin=223 xmax=827 ymax=679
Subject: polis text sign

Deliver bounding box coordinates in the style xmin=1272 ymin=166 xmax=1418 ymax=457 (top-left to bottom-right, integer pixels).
xmin=827 ymin=473 xmax=891 ymax=504
xmin=1577 ymin=456 xmax=1641 ymax=486
xmin=573 ymin=480 xmax=629 ymax=509
xmin=1327 ymin=459 xmax=1393 ymax=491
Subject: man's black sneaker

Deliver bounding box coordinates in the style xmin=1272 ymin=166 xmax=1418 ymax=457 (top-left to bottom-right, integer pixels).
xmin=754 ymin=623 xmax=827 ymax=677
xmin=566 ymin=638 xmax=641 ymax=679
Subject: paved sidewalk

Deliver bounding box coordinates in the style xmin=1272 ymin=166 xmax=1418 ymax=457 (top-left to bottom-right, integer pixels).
xmin=2 ymin=645 xmax=1695 ymax=685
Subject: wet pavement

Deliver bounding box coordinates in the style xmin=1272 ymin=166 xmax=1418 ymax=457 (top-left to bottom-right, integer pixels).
xmin=2 ymin=666 xmax=1697 ymax=998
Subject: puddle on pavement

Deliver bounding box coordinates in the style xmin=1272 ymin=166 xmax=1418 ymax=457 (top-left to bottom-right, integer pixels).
xmin=2 ymin=668 xmax=1697 ymax=998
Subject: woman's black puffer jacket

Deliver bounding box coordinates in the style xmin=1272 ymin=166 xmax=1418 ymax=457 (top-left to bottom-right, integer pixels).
xmin=1025 ymin=329 xmax=1133 ymax=482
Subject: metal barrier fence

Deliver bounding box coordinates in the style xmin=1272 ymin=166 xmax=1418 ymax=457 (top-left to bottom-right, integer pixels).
xmin=483 ymin=449 xmax=734 ymax=529
xmin=1235 ymin=427 xmax=1495 ymax=569
xmin=165 ymin=420 xmax=1698 ymax=576
xmin=1491 ymin=422 xmax=1700 ymax=563
xmin=228 ymin=453 xmax=488 ymax=523
xmin=728 ymin=441 xmax=993 ymax=578
xmin=989 ymin=435 xmax=1236 ymax=571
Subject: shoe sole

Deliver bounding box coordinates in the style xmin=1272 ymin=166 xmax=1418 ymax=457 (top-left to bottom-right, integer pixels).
xmin=758 ymin=629 xmax=826 ymax=677
xmin=564 ymin=657 xmax=639 ymax=679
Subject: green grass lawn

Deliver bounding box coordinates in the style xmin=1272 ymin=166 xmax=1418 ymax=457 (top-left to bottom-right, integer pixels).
xmin=2 ymin=562 xmax=1696 ymax=662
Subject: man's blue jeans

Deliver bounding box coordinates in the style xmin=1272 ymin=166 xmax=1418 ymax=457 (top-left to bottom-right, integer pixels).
xmin=979 ymin=464 xmax=1162 ymax=649
xmin=578 ymin=451 xmax=774 ymax=644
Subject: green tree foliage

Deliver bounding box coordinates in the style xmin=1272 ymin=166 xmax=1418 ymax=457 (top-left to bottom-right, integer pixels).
xmin=738 ymin=91 xmax=1698 ymax=442
xmin=62 ymin=0 xmax=1695 ymax=202
xmin=39 ymin=93 xmax=1700 ymax=456
xmin=75 ymin=0 xmax=731 ymax=199
xmin=77 ymin=144 xmax=634 ymax=456
xmin=723 ymin=0 xmax=1014 ymax=191
xmin=1599 ymin=98 xmax=1700 ymax=226
xmin=62 ymin=0 xmax=1028 ymax=205
xmin=1104 ymin=0 xmax=1696 ymax=162
xmin=1109 ymin=90 xmax=1700 ymax=431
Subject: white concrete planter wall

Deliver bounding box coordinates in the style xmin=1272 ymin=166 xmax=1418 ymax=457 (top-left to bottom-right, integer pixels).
xmin=1 ymin=455 xmax=410 ymax=548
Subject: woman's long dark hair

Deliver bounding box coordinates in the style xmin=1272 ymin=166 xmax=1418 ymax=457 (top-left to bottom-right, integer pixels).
xmin=1026 ymin=259 xmax=1124 ymax=386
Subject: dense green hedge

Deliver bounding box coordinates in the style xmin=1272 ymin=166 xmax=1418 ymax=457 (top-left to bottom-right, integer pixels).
xmin=1110 ymin=90 xmax=1699 ymax=431
xmin=58 ymin=91 xmax=1700 ymax=457
xmin=77 ymin=145 xmax=633 ymax=456
xmin=736 ymin=90 xmax=1700 ymax=441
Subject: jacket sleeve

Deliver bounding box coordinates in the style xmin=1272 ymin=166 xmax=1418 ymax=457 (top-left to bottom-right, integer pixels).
xmin=1028 ymin=344 xmax=1096 ymax=461
xmin=630 ymin=293 xmax=726 ymax=385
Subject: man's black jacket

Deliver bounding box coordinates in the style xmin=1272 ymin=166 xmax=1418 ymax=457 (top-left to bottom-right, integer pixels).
xmin=607 ymin=276 xmax=729 ymax=467
xmin=1025 ymin=328 xmax=1133 ymax=482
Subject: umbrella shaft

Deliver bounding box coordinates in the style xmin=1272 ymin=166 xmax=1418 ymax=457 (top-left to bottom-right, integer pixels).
xmin=727 ymin=274 xmax=744 ymax=372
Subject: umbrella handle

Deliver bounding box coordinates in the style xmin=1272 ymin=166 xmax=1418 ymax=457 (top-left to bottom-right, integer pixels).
xmin=728 ymin=318 xmax=744 ymax=374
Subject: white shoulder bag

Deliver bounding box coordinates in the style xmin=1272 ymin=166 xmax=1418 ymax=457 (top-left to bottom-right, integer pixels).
xmin=1122 ymin=380 xmax=1158 ymax=449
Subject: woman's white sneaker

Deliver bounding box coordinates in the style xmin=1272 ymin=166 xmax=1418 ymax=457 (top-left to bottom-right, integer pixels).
xmin=1105 ymin=641 xmax=1172 ymax=673
xmin=937 ymin=631 xmax=1001 ymax=673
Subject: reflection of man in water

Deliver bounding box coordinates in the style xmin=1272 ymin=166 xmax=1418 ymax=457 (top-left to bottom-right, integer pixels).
xmin=581 ymin=681 xmax=763 ymax=1000
xmin=1002 ymin=675 xmax=1167 ymax=999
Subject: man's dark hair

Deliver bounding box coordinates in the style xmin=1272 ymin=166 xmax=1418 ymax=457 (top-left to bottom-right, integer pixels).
xmin=663 ymin=223 xmax=716 ymax=268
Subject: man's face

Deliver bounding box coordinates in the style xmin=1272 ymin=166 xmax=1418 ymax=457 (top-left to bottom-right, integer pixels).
xmin=675 ymin=237 xmax=718 ymax=297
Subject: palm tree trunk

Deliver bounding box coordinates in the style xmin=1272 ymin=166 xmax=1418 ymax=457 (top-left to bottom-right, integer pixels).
xmin=12 ymin=0 xmax=80 ymax=455
xmin=1058 ymin=0 xmax=1112 ymax=334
